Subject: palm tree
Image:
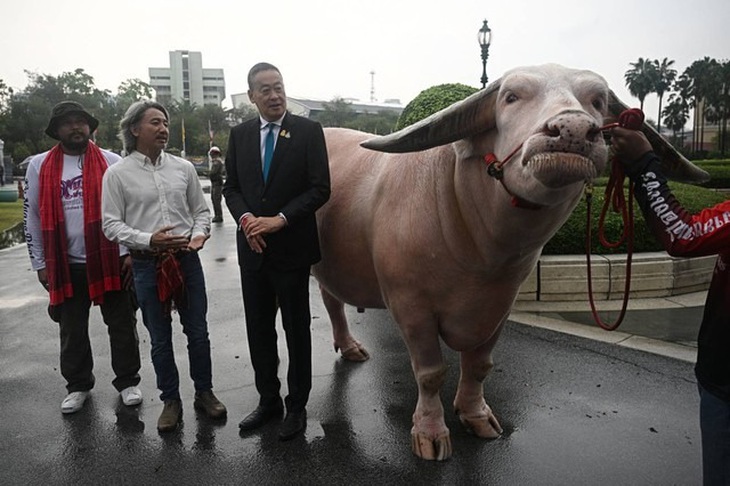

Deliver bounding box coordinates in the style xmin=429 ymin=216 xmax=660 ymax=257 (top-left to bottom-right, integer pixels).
xmin=653 ymin=58 xmax=676 ymax=134
xmin=704 ymin=60 xmax=730 ymax=155
xmin=624 ymin=57 xmax=657 ymax=110
xmin=662 ymin=94 xmax=689 ymax=148
xmin=683 ymin=57 xmax=719 ymax=154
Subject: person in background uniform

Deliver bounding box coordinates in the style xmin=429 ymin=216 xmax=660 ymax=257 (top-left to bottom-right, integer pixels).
xmin=223 ymin=62 xmax=330 ymax=441
xmin=208 ymin=146 xmax=225 ymax=223
xmin=24 ymin=100 xmax=142 ymax=414
xmin=102 ymin=100 xmax=226 ymax=433
xmin=612 ymin=126 xmax=730 ymax=486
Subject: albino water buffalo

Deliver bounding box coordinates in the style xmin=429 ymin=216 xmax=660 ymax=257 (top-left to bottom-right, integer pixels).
xmin=312 ymin=64 xmax=707 ymax=461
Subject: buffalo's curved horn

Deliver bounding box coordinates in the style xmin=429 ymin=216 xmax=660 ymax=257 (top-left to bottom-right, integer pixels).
xmin=608 ymin=91 xmax=709 ymax=184
xmin=361 ymin=80 xmax=502 ymax=153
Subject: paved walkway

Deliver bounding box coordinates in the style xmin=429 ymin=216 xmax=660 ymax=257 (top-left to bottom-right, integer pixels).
xmin=0 ymin=192 xmax=706 ymax=485
xmin=512 ymin=291 xmax=704 ymax=364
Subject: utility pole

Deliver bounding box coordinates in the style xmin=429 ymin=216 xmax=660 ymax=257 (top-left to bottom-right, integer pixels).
xmin=370 ymin=70 xmax=376 ymax=103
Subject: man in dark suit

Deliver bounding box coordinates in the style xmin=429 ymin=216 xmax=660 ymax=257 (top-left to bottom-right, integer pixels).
xmin=223 ymin=62 xmax=330 ymax=441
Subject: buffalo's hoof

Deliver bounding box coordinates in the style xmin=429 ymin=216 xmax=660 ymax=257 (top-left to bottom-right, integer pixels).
xmin=411 ymin=431 xmax=452 ymax=461
xmin=457 ymin=406 xmax=503 ymax=439
xmin=334 ymin=340 xmax=370 ymax=362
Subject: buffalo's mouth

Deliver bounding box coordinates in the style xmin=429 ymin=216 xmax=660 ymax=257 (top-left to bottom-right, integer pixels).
xmin=524 ymin=152 xmax=598 ymax=188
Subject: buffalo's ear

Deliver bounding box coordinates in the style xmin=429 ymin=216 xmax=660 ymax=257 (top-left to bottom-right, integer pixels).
xmin=361 ymin=79 xmax=502 ymax=154
xmin=608 ymin=91 xmax=709 ymax=184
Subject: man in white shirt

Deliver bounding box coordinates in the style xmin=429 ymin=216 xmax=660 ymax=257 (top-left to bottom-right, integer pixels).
xmin=24 ymin=100 xmax=142 ymax=414
xmin=102 ymin=100 xmax=226 ymax=433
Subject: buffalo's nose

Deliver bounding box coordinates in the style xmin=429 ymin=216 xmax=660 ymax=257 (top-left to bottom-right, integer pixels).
xmin=543 ymin=111 xmax=601 ymax=153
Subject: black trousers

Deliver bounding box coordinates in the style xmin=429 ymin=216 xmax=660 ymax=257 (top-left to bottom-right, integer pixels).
xmin=240 ymin=263 xmax=312 ymax=413
xmin=211 ymin=183 xmax=223 ymax=220
xmin=58 ymin=264 xmax=141 ymax=393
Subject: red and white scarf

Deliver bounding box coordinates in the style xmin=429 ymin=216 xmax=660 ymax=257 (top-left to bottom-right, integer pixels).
xmin=39 ymin=142 xmax=122 ymax=305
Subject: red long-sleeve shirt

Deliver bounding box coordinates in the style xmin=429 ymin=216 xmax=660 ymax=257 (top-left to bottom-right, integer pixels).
xmin=630 ymin=152 xmax=730 ymax=401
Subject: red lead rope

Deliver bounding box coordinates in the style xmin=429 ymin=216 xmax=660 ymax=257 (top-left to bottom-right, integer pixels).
xmin=585 ymin=108 xmax=644 ymax=331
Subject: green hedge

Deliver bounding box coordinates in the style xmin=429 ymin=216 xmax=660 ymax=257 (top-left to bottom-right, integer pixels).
xmin=694 ymin=159 xmax=730 ymax=188
xmin=396 ymin=83 xmax=478 ymax=131
xmin=544 ymin=179 xmax=727 ymax=255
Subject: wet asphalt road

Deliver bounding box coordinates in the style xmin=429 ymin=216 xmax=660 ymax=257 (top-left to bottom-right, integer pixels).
xmin=0 ymin=204 xmax=702 ymax=485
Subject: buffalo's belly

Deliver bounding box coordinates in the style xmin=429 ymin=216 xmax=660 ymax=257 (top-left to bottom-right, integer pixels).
xmin=434 ymin=288 xmax=518 ymax=352
xmin=312 ymin=262 xmax=386 ymax=309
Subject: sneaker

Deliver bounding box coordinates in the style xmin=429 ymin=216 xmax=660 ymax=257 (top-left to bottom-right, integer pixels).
xmin=193 ymin=390 xmax=227 ymax=419
xmin=157 ymin=399 xmax=182 ymax=432
xmin=120 ymin=386 xmax=142 ymax=406
xmin=61 ymin=391 xmax=89 ymax=414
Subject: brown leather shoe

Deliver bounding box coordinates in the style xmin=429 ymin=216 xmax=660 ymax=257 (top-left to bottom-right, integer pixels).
xmin=157 ymin=399 xmax=182 ymax=432
xmin=194 ymin=390 xmax=227 ymax=419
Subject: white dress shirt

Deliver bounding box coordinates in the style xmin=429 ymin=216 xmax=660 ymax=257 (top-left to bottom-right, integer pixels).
xmin=102 ymin=150 xmax=210 ymax=250
xmin=259 ymin=115 xmax=284 ymax=164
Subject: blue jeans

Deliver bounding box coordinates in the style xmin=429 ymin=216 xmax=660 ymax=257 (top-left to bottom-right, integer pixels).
xmin=699 ymin=383 xmax=730 ymax=485
xmin=132 ymin=252 xmax=212 ymax=401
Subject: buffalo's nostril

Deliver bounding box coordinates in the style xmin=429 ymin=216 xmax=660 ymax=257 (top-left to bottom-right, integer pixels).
xmin=544 ymin=124 xmax=560 ymax=137
xmin=587 ymin=127 xmax=602 ymax=142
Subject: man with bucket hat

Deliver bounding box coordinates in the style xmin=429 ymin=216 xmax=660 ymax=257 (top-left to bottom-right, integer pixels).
xmin=23 ymin=100 xmax=142 ymax=414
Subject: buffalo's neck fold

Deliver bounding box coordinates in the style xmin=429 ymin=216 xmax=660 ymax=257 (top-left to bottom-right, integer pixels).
xmin=449 ymin=155 xmax=582 ymax=280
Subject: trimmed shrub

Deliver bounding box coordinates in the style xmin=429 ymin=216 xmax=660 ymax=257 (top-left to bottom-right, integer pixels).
xmin=396 ymin=83 xmax=479 ymax=131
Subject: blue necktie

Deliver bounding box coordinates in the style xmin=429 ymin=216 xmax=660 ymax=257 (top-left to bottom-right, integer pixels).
xmin=263 ymin=123 xmax=275 ymax=182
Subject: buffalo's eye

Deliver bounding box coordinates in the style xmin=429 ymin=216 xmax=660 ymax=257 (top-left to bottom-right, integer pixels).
xmin=592 ymin=98 xmax=604 ymax=111
xmin=505 ymin=93 xmax=518 ymax=103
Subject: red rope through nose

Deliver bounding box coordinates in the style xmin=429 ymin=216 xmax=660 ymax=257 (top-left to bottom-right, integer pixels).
xmin=586 ymin=108 xmax=644 ymax=331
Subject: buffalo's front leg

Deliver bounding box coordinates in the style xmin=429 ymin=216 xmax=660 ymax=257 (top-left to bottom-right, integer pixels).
xmin=453 ymin=327 xmax=503 ymax=439
xmin=397 ymin=314 xmax=452 ymax=461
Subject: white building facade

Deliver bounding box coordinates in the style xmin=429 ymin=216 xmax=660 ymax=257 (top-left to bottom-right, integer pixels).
xmin=149 ymin=51 xmax=226 ymax=107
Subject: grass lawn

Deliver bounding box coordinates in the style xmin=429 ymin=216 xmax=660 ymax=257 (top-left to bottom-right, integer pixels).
xmin=0 ymin=200 xmax=24 ymax=232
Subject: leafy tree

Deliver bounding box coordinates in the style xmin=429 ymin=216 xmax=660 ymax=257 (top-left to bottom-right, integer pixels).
xmin=196 ymin=103 xmax=231 ymax=151
xmin=0 ymin=79 xmax=13 ymax=137
xmin=167 ymin=100 xmax=199 ymax=156
xmin=396 ymin=83 xmax=478 ymax=130
xmin=11 ymin=142 xmax=31 ymax=162
xmin=228 ymin=105 xmax=258 ymax=125
xmin=348 ymin=111 xmax=400 ymax=135
xmin=1 ymin=69 xmax=109 ymax=158
xmin=315 ymin=97 xmax=355 ymax=127
xmin=307 ymin=97 xmax=399 ymax=134
xmin=624 ymin=57 xmax=658 ymax=110
xmin=117 ymin=78 xmax=153 ymax=105
xmin=5 ymin=95 xmax=56 ymax=155
xmin=0 ymin=79 xmax=12 ymax=112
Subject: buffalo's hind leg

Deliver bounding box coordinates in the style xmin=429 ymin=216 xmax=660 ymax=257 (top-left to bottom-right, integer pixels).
xmin=453 ymin=325 xmax=504 ymax=439
xmin=319 ymin=285 xmax=369 ymax=362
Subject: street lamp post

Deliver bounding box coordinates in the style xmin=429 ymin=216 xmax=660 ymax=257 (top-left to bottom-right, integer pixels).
xmin=478 ymin=19 xmax=492 ymax=88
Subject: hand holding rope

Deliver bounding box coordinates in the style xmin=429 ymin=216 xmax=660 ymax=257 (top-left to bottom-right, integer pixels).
xmin=585 ymin=108 xmax=644 ymax=331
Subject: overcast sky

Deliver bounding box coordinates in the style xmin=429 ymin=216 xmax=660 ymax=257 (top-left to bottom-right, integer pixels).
xmin=2 ymin=0 xmax=728 ymax=125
